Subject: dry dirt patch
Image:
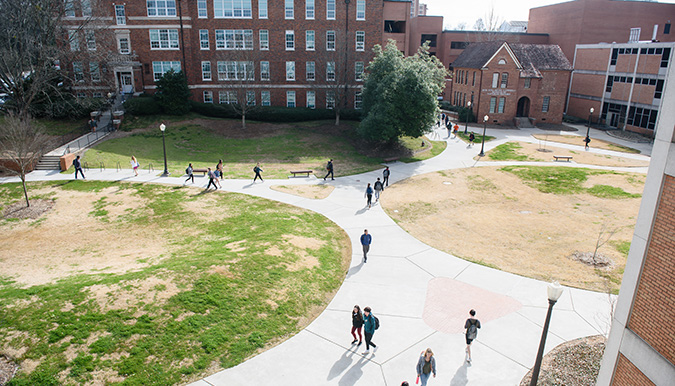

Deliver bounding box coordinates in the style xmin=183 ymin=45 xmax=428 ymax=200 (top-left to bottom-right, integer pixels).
xmin=382 ymin=167 xmax=642 ymax=292
xmin=532 ymin=134 xmax=641 ymax=153
xmin=270 ymin=184 xmax=335 ymax=200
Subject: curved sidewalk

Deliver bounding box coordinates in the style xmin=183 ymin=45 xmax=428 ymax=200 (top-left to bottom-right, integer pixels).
xmin=2 ymin=125 xmax=650 ymax=385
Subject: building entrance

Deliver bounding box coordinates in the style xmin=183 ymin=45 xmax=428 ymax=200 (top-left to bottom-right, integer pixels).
xmin=516 ymin=97 xmax=530 ymax=117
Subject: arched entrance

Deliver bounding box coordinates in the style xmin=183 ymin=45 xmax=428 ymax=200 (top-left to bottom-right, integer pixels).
xmin=516 ymin=97 xmax=530 ymax=117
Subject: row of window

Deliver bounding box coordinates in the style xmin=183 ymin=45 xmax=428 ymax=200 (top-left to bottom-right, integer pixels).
xmin=202 ymin=89 xmax=363 ymax=109
xmin=68 ymin=0 xmax=366 ymax=22
xmin=68 ymin=30 xmax=97 ymax=51
xmin=605 ymin=75 xmax=664 ymax=99
xmin=455 ymin=70 xmax=475 ymax=86
xmin=452 ymin=91 xmax=471 ymax=108
xmin=198 ymin=60 xmax=365 ymax=82
xmin=610 ymin=46 xmax=671 ymax=68
xmin=72 ymin=61 xmax=101 ymax=82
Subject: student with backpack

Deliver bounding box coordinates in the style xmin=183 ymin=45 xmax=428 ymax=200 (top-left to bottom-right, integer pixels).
xmin=374 ymin=178 xmax=384 ymax=202
xmin=362 ymin=306 xmax=379 ymax=355
xmin=365 ymin=183 xmax=374 ymax=209
xmin=253 ymin=163 xmax=263 ymax=182
xmin=185 ymin=163 xmax=194 ymax=184
xmin=464 ymin=309 xmax=481 ymax=363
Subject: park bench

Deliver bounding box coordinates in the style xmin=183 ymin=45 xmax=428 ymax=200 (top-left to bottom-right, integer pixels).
xmin=383 ymin=157 xmax=399 ymax=163
xmin=553 ymin=155 xmax=573 ymax=162
xmin=191 ymin=168 xmax=208 ymax=176
xmin=290 ymin=170 xmax=313 ymax=177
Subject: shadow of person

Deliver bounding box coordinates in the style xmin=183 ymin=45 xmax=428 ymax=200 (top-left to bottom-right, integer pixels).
xmin=450 ymin=360 xmax=470 ymax=386
xmin=338 ymin=350 xmax=370 ymax=386
xmin=241 ymin=181 xmax=256 ymax=189
xmin=345 ymin=260 xmax=365 ymax=280
xmin=327 ymin=346 xmax=359 ymax=381
xmin=354 ymin=207 xmax=368 ymax=215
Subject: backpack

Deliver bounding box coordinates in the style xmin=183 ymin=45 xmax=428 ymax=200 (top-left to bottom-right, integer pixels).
xmin=186 ymin=167 xmax=191 ymax=175
xmin=374 ymin=315 xmax=380 ymax=330
xmin=467 ymin=320 xmax=477 ymax=340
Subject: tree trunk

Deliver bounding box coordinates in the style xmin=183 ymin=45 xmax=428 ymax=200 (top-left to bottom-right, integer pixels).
xmin=21 ymin=174 xmax=30 ymax=208
xmin=334 ymin=110 xmax=341 ymax=126
xmin=242 ymin=113 xmax=246 ymax=130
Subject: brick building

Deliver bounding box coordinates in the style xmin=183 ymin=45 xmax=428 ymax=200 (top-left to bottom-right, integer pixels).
xmin=596 ymin=57 xmax=675 ymax=385
xmin=451 ymin=41 xmax=572 ymax=126
xmin=568 ymin=42 xmax=674 ymax=136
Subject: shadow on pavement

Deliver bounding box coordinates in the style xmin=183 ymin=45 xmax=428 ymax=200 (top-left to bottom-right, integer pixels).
xmin=450 ymin=359 xmax=470 ymax=386
xmin=328 ymin=345 xmax=360 ymax=381
xmin=338 ymin=348 xmax=369 ymax=386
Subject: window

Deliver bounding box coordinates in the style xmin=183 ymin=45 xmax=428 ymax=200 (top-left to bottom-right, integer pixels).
xmin=326 ymin=62 xmax=335 ymax=81
xmin=198 ymin=0 xmax=207 ymax=17
xmin=76 ymin=92 xmax=86 ymax=98
xmin=246 ymin=91 xmax=256 ymax=106
xmin=501 ymin=73 xmax=508 ymax=88
xmin=287 ymin=91 xmax=296 ymax=107
xmin=542 ymin=96 xmax=550 ymax=113
xmin=491 ymin=73 xmax=499 ymax=88
xmin=355 ymin=31 xmax=365 ymax=51
xmin=261 ymin=90 xmax=271 ymax=106
xmin=662 ymin=48 xmax=671 ymax=68
xmin=219 ymin=91 xmax=236 ymax=104
xmin=259 ymin=0 xmax=267 ymax=18
xmin=655 ymin=79 xmax=664 ymax=99
xmin=627 ymin=106 xmax=658 ymax=130
xmin=81 ymin=0 xmax=92 ymax=16
xmin=610 ymin=48 xmax=618 ymax=65
xmin=354 ymin=91 xmax=362 ymax=109
xmin=204 ymin=91 xmax=213 ymax=103
xmin=214 ymin=0 xmax=252 ymax=18
xmin=450 ymin=41 xmax=468 ymax=49
xmin=326 ymin=0 xmax=335 ymax=19
xmin=420 ymin=34 xmax=437 ymax=47
xmin=306 ymin=61 xmax=315 ymax=80
xmin=629 ymin=27 xmax=640 ymax=42
xmin=326 ymin=31 xmax=336 ymax=50
xmin=217 ymin=61 xmax=254 ymax=80
xmin=68 ymin=30 xmax=79 ymax=51
xmin=355 ymin=61 xmax=364 ymax=81
xmin=115 ymin=5 xmax=126 ymax=25
xmin=307 ymin=91 xmax=315 ymax=108
xmin=261 ymin=61 xmax=270 ymax=80
xmin=326 ymin=90 xmax=335 ymax=108
xmin=356 ymin=0 xmax=365 ymax=20
xmin=150 ymin=29 xmax=179 ymax=49
xmin=605 ymin=76 xmax=614 ymax=92
xmin=152 ymin=61 xmax=181 ymax=81
xmin=215 ymin=29 xmax=253 ymax=50
xmin=524 ymin=78 xmax=531 ymax=89
xmin=259 ymin=30 xmax=269 ymax=50
xmin=200 ymin=30 xmax=209 ymax=49
xmin=118 ymin=37 xmax=130 ymax=54
xmin=306 ymin=30 xmax=315 ymax=50
xmin=147 ymin=0 xmax=177 ymax=16
xmin=93 ymin=92 xmax=102 ymax=98
xmin=73 ymin=62 xmax=84 ymax=81
xmin=472 ymin=71 xmax=475 ymax=86
xmin=89 ymin=62 xmax=100 ymax=82
xmin=286 ymin=61 xmax=295 ymax=81
xmin=286 ymin=30 xmax=295 ymax=50
xmin=665 ymin=23 xmax=671 ymax=34
xmin=285 ymin=0 xmax=294 ymax=19
xmin=202 ymin=61 xmax=212 ymax=80
xmin=497 ymin=97 xmax=505 ymax=113
xmin=489 ymin=97 xmax=496 ymax=113
xmin=85 ymin=31 xmax=96 ymax=50
xmin=306 ymin=0 xmax=314 ymax=19
xmin=65 ymin=0 xmax=75 ymax=17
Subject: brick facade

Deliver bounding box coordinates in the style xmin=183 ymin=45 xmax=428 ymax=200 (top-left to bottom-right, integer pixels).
xmin=613 ymin=354 xmax=655 ymax=386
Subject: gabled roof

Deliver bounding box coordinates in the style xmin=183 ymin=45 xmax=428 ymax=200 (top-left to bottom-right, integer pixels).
xmin=452 ymin=42 xmax=572 ymax=76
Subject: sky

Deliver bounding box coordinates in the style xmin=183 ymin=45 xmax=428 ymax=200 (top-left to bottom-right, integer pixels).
xmin=422 ymin=0 xmax=675 ymax=30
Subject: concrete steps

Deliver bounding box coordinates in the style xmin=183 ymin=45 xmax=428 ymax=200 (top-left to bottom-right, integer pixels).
xmin=34 ymin=155 xmax=62 ymax=171
xmin=514 ymin=117 xmax=535 ymax=128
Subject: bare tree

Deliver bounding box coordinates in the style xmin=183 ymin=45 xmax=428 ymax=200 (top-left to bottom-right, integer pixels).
xmin=592 ymin=223 xmax=621 ymax=265
xmin=470 ymin=4 xmax=506 ymax=42
xmin=215 ymin=45 xmax=262 ymax=129
xmin=0 ymin=114 xmax=53 ymax=207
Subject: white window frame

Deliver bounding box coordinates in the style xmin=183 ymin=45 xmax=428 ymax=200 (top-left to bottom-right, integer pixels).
xmin=204 ymin=91 xmax=213 ymax=103
xmin=355 ymin=31 xmax=365 ymax=51
xmin=491 ymin=72 xmax=499 ymax=88
xmin=202 ymin=61 xmax=212 ymax=81
xmin=306 ymin=30 xmax=315 ymax=51
xmin=356 ymin=0 xmax=365 ymax=20
xmin=501 ymin=73 xmax=508 ymax=88
xmin=219 ymin=91 xmax=237 ymax=104
xmin=354 ymin=91 xmax=362 ymax=109
xmin=73 ymin=61 xmax=84 ymax=82
xmin=259 ymin=30 xmax=269 ymax=50
xmin=258 ymin=0 xmax=268 ymax=18
xmin=200 ymin=30 xmax=209 ymax=49
xmin=68 ymin=30 xmax=79 ymax=51
xmin=306 ymin=0 xmax=314 ymax=19
xmin=86 ymin=30 xmax=96 ymax=50
xmin=149 ymin=29 xmax=179 ymax=50
xmin=326 ymin=0 xmax=335 ymax=20
xmin=498 ymin=97 xmax=505 ymax=113
xmin=285 ymin=30 xmax=295 ymax=51
xmin=286 ymin=61 xmax=295 ymax=81
xmin=89 ymin=62 xmax=100 ymax=82
xmin=307 ymin=90 xmax=316 ymax=108
xmin=118 ymin=37 xmax=130 ymax=54
xmin=355 ymin=61 xmax=364 ymax=81
xmin=261 ymin=90 xmax=271 ymax=106
xmin=489 ymin=97 xmax=496 ymax=113
xmin=306 ymin=61 xmax=315 ymax=81
xmin=152 ymin=61 xmax=181 ymax=81
xmin=82 ymin=0 xmax=92 ymax=16
xmin=246 ymin=91 xmax=256 ymax=106
xmin=65 ymin=0 xmax=75 ymax=17
xmin=216 ymin=61 xmax=255 ymax=81
xmin=542 ymin=96 xmax=550 ymax=113
xmin=326 ymin=90 xmax=336 ymax=108
xmin=214 ymin=0 xmax=252 ymax=18
xmin=287 ymin=90 xmax=296 ymax=107
xmin=285 ymin=0 xmax=294 ymax=19
xmin=326 ymin=62 xmax=335 ymax=81
xmin=260 ymin=61 xmax=270 ymax=80
xmin=326 ymin=30 xmax=336 ymax=51
xmin=147 ymin=0 xmax=177 ymax=17
xmin=197 ymin=0 xmax=207 ymax=17
xmin=215 ymin=29 xmax=254 ymax=50
xmin=115 ymin=5 xmax=126 ymax=25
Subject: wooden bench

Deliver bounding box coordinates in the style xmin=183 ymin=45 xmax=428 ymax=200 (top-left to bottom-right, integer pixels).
xmin=192 ymin=168 xmax=208 ymax=176
xmin=290 ymin=170 xmax=313 ymax=177
xmin=383 ymin=157 xmax=399 ymax=163
xmin=553 ymin=155 xmax=573 ymax=162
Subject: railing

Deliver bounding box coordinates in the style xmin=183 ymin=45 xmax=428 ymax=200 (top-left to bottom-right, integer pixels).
xmin=63 ymin=124 xmax=114 ymax=156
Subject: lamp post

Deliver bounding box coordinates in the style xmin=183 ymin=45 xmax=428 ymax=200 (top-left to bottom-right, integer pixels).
xmin=585 ymin=107 xmax=594 ymax=150
xmin=464 ymin=101 xmax=472 ymax=135
xmin=159 ymin=123 xmax=169 ymax=177
xmin=478 ymin=115 xmax=488 ymax=157
xmin=529 ymin=281 xmax=564 ymax=386
xmin=107 ymin=92 xmax=114 ymax=131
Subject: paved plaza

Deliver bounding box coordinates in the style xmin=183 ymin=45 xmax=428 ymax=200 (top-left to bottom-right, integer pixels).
xmin=1 ymin=125 xmax=651 ymax=385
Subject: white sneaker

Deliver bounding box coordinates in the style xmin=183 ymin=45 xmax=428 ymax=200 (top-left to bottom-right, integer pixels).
xmin=362 ymin=350 xmax=369 ymax=355
xmin=373 ymin=346 xmax=378 ymax=353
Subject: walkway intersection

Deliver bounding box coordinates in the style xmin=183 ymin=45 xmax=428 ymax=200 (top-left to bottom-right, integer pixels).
xmin=1 ymin=125 xmax=650 ymax=385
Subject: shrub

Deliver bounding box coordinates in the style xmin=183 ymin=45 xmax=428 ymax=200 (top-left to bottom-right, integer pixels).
xmin=123 ymin=97 xmax=161 ymax=116
xmin=188 ymin=101 xmax=238 ymax=118
xmin=155 ymin=70 xmax=191 ymax=115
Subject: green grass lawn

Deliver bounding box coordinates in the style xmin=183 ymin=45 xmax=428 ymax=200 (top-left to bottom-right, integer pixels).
xmin=457 ymin=131 xmax=496 ymax=144
xmin=0 ymin=116 xmax=88 ymax=136
xmin=0 ymin=181 xmax=350 ymax=385
xmin=487 ymin=142 xmax=531 ymax=161
xmin=399 ymin=135 xmax=447 ymax=163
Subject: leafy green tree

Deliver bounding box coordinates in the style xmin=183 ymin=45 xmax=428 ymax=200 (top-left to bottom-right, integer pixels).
xmin=155 ymin=70 xmax=191 ymax=115
xmin=359 ymin=40 xmax=448 ymax=144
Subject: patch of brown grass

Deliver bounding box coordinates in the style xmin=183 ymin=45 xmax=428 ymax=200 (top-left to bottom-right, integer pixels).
xmin=270 ymin=184 xmax=335 ymax=200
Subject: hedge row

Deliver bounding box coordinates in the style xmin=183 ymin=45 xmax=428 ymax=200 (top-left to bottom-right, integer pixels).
xmin=190 ymin=101 xmax=362 ymax=122
xmin=123 ymin=97 xmax=162 ymax=116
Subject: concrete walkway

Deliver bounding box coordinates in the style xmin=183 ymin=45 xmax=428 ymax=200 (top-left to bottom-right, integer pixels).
xmin=1 ymin=125 xmax=651 ymax=386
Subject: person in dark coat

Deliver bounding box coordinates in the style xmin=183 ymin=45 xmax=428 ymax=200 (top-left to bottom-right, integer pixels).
xmin=324 ymin=159 xmax=334 ymax=180
xmin=351 ymin=305 xmax=364 ymax=345
xmin=253 ymin=163 xmax=263 ymax=182
xmin=73 ymin=155 xmax=85 ymax=179
xmin=362 ymin=306 xmax=377 ymax=355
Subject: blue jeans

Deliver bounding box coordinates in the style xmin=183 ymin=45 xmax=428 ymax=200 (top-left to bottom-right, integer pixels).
xmin=420 ymin=372 xmax=431 ymax=386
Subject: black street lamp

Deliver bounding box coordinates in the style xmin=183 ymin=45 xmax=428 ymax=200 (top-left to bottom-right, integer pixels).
xmin=464 ymin=100 xmax=472 ymax=135
xmin=584 ymin=107 xmax=594 ymax=150
xmin=160 ymin=123 xmax=169 ymax=177
xmin=529 ymin=282 xmax=564 ymax=386
xmin=478 ymin=115 xmax=488 ymax=157
xmin=107 ymin=92 xmax=114 ymax=131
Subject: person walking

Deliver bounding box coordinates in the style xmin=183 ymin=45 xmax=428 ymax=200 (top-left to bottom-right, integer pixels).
xmin=88 ymin=118 xmax=97 ymax=132
xmin=73 ymin=155 xmax=85 ymax=179
xmin=184 ymin=163 xmax=194 ymax=184
xmin=374 ymin=178 xmax=384 ymax=202
xmin=464 ymin=309 xmax=481 ymax=363
xmin=217 ymin=159 xmax=224 ymax=180
xmin=469 ymin=133 xmax=475 ymax=147
xmin=130 ymin=156 xmax=139 ymax=176
xmin=584 ymin=136 xmax=591 ymax=150
xmin=253 ymin=163 xmax=263 ymax=182
xmin=416 ymin=348 xmax=437 ymax=386
xmin=383 ymin=167 xmax=390 ymax=187
xmin=206 ymin=167 xmax=218 ymax=190
xmin=324 ymin=159 xmax=334 ymax=180
xmin=351 ymin=305 xmax=364 ymax=345
xmin=365 ymin=183 xmax=373 ymax=208
xmin=362 ymin=306 xmax=377 ymax=355
xmin=360 ymin=229 xmax=372 ymax=263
